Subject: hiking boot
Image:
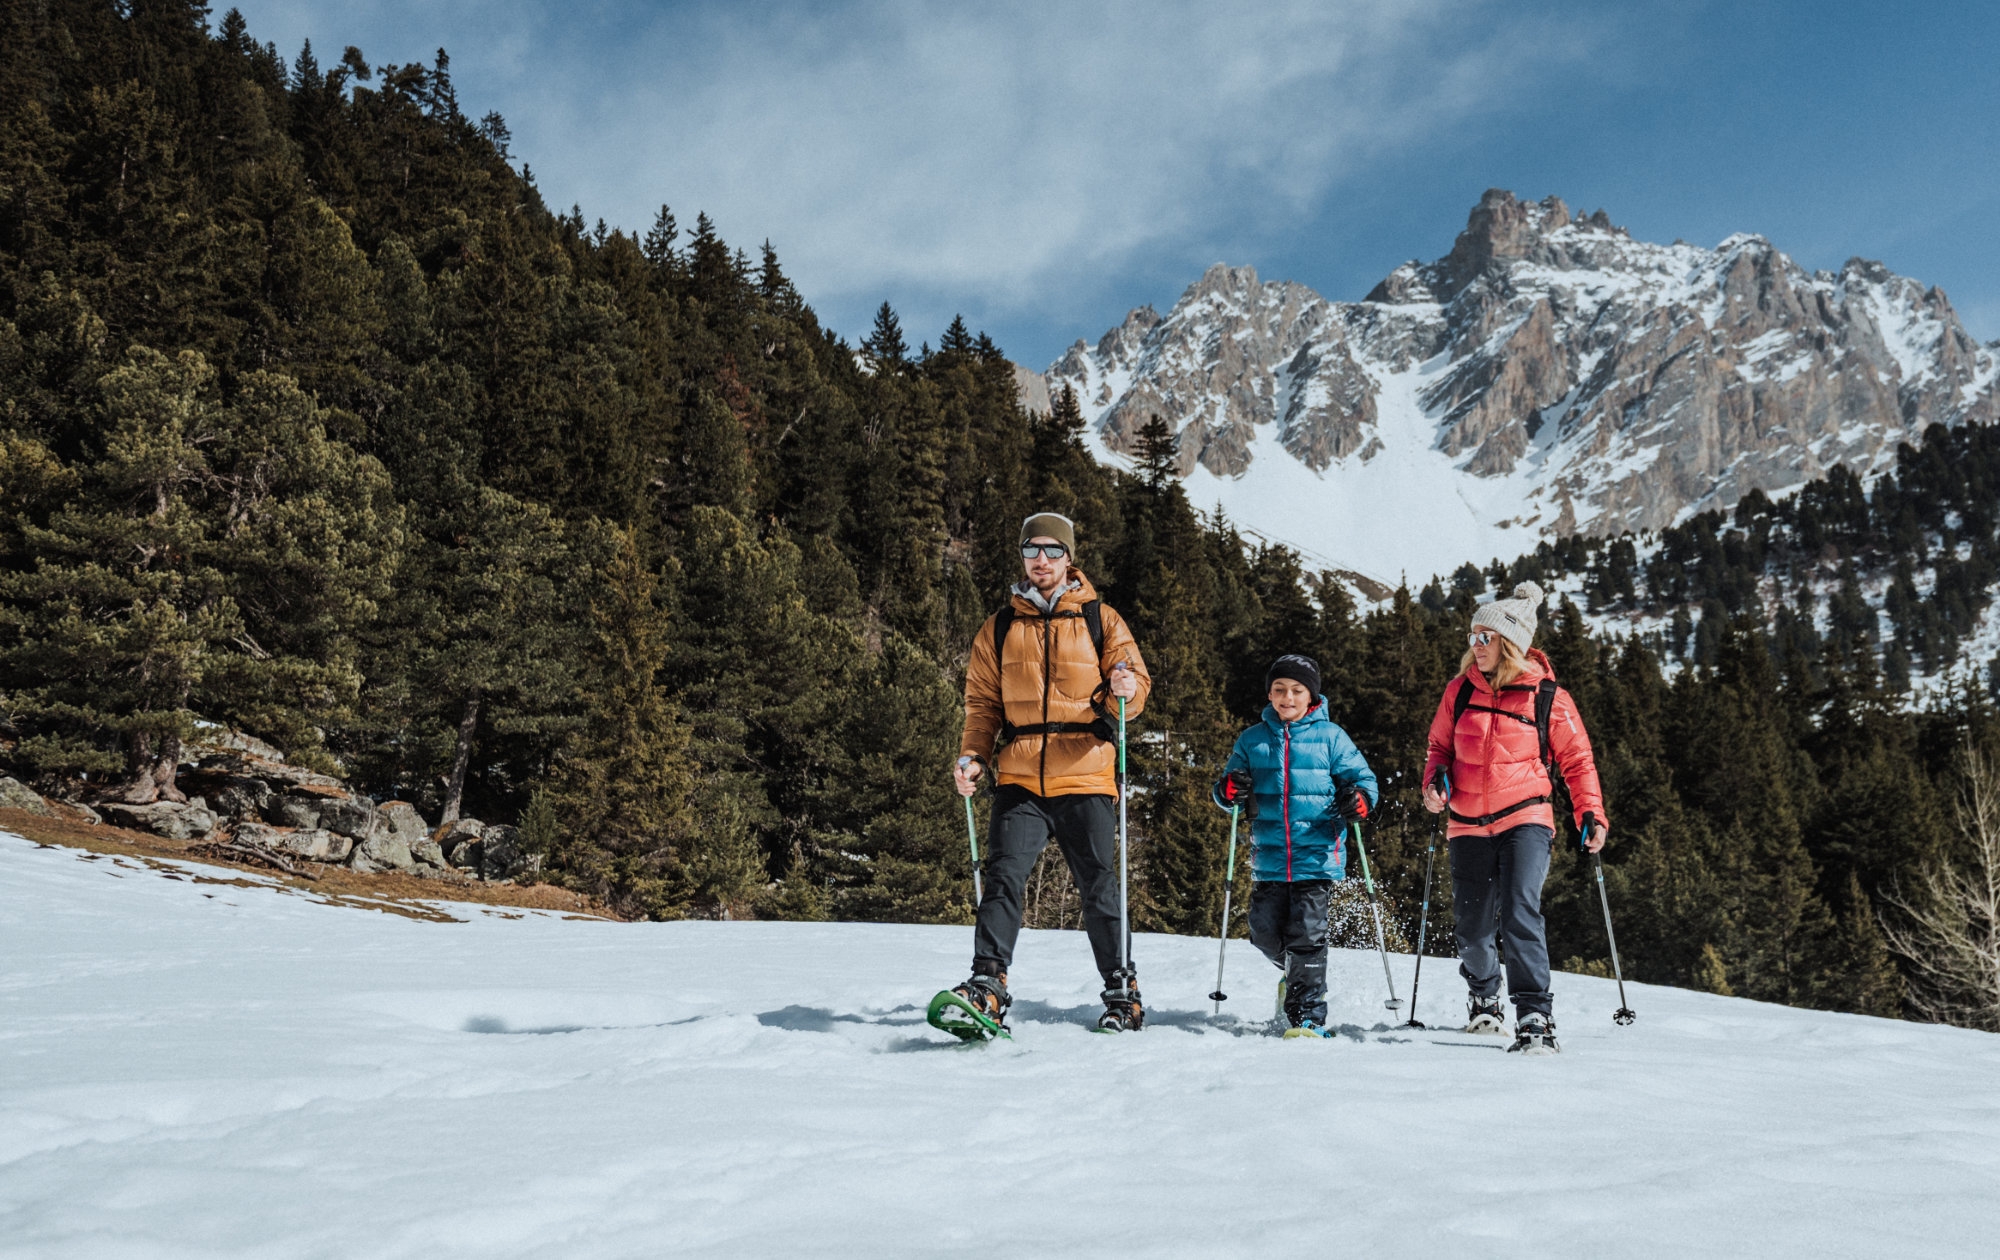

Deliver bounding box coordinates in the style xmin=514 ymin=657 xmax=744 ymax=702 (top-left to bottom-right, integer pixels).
xmin=951 ymin=972 xmax=1011 ymax=1028
xmin=1508 ymin=1012 xmax=1559 ymax=1056
xmin=1097 ymin=972 xmax=1144 ymax=1031
xmin=1465 ymin=994 xmax=1506 ymax=1035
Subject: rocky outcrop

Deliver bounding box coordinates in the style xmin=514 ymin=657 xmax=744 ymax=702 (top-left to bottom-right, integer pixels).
xmin=5 ymin=730 xmax=532 ymax=884
xmin=1045 ymin=190 xmax=2000 ymax=542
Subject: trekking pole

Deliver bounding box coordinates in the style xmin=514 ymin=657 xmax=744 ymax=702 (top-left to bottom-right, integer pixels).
xmin=1208 ymin=804 xmax=1241 ymax=1015
xmin=1349 ymin=819 xmax=1404 ymax=1012
xmin=1400 ymin=771 xmax=1446 ymax=1030
xmin=1116 ymin=690 xmax=1131 ymax=978
xmin=957 ymin=758 xmax=983 ymax=905
xmin=1584 ymin=815 xmax=1636 ymax=1026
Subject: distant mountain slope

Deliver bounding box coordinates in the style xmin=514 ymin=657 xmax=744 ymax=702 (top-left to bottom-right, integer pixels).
xmin=1026 ymin=191 xmax=1999 ymax=584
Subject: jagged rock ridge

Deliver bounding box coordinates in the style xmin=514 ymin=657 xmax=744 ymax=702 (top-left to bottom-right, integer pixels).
xmin=1036 ymin=190 xmax=2000 ymax=554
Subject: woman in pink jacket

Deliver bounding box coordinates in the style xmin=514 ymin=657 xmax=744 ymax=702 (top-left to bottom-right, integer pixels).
xmin=1420 ymin=582 xmax=1605 ymax=1055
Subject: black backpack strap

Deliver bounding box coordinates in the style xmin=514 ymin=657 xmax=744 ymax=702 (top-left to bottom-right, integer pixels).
xmin=1534 ymin=678 xmax=1558 ymax=769
xmin=991 ymin=606 xmax=1016 ymax=741
xmin=1082 ymin=598 xmax=1104 ymax=656
xmin=1453 ymin=678 xmax=1474 ymax=726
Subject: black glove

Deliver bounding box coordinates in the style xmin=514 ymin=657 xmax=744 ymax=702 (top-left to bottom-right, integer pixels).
xmin=1220 ymin=769 xmax=1253 ymax=808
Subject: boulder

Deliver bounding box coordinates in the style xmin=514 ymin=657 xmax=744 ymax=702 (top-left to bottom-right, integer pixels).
xmin=269 ymin=828 xmax=353 ymax=862
xmin=266 ymin=794 xmax=325 ymax=830
xmin=193 ymin=774 xmax=275 ymax=822
xmin=352 ymin=800 xmax=429 ymax=872
xmin=436 ymin=818 xmax=486 ymax=871
xmin=98 ymin=801 xmax=219 ymax=841
xmin=231 ymin=821 xmax=285 ymax=848
xmin=351 ymin=831 xmax=414 ymax=872
xmin=481 ymin=824 xmax=530 ymax=881
xmin=314 ymin=795 xmax=377 ymax=840
xmin=0 ymin=776 xmax=53 ymax=816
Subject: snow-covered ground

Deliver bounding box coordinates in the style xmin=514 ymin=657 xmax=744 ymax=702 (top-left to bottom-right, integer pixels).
xmin=5 ymin=831 xmax=1997 ymax=1257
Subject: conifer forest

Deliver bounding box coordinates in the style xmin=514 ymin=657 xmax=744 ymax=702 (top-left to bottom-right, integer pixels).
xmin=7 ymin=1 xmax=2000 ymax=1028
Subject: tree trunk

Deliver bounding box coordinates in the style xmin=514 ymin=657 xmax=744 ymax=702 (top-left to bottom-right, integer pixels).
xmin=442 ymin=691 xmax=481 ymax=823
xmin=116 ymin=731 xmax=187 ymax=804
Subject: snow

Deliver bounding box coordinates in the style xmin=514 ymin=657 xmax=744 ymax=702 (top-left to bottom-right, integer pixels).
xmin=6 ymin=833 xmax=1999 ymax=1257
xmin=1087 ymin=353 xmax=1596 ymax=589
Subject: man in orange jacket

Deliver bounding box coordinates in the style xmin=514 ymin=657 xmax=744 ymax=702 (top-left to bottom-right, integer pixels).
xmin=950 ymin=511 xmax=1152 ymax=1032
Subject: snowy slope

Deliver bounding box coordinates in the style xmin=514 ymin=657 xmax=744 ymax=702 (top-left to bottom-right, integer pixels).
xmin=4 ymin=831 xmax=1998 ymax=1257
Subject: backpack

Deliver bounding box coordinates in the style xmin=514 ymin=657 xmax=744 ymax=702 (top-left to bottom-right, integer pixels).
xmin=1446 ymin=674 xmax=1564 ymax=827
xmin=991 ymin=598 xmax=1116 ymax=744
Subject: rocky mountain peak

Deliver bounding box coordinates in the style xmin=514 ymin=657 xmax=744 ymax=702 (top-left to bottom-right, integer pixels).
xmin=1033 ymin=191 xmax=2000 ymax=581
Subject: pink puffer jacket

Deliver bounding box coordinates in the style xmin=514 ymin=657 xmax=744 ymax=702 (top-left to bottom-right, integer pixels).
xmin=1421 ymin=649 xmax=1605 ymax=839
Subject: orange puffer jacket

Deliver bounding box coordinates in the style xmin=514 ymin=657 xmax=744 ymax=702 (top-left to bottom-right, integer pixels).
xmin=960 ymin=569 xmax=1151 ymax=798
xmin=1421 ymin=649 xmax=1604 ymax=839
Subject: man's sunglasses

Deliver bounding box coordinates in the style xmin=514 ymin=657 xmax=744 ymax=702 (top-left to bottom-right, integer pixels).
xmin=1020 ymin=543 xmax=1070 ymax=560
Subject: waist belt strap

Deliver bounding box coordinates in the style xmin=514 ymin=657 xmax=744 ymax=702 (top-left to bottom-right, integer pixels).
xmin=1004 ymin=719 xmax=1115 ymax=742
xmin=1448 ymin=795 xmax=1550 ymax=828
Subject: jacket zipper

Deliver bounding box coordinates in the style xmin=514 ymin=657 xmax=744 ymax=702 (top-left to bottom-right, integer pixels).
xmin=1282 ymin=722 xmax=1293 ymax=881
xmin=1039 ymin=614 xmax=1052 ymax=795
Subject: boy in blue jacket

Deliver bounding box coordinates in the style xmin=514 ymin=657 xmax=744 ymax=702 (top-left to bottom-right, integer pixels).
xmin=1211 ymin=654 xmax=1378 ymax=1035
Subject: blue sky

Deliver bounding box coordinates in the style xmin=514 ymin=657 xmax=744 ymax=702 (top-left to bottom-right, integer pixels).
xmin=230 ymin=1 xmax=2000 ymax=369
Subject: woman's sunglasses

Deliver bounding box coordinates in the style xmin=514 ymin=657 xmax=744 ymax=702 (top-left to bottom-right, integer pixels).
xmin=1020 ymin=543 xmax=1070 ymax=560
xmin=1467 ymin=630 xmax=1497 ymax=648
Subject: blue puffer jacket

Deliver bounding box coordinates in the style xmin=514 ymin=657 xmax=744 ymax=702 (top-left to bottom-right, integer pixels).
xmin=1211 ymin=700 xmax=1378 ymax=882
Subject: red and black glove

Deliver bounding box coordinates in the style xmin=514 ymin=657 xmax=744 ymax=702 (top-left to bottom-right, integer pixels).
xmin=1349 ymin=790 xmax=1369 ymax=819
xmin=1220 ymin=769 xmax=1253 ymax=806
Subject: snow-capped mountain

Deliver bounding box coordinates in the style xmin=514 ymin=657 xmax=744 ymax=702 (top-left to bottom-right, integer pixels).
xmin=1034 ymin=190 xmax=1999 ymax=585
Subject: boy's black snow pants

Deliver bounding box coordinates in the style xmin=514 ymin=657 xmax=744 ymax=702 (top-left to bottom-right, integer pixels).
xmin=1450 ymin=823 xmax=1556 ymax=1019
xmin=973 ymin=785 xmax=1125 ymax=982
xmin=1248 ymin=879 xmax=1332 ymax=1026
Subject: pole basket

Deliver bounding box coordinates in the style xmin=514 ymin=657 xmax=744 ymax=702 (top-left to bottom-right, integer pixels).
xmin=1207 ymin=990 xmax=1228 ymax=1003
xmin=1614 ymin=1008 xmax=1636 ymax=1026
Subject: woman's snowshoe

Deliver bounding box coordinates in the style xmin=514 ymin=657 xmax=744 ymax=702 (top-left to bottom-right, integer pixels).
xmin=1464 ymin=994 xmax=1506 ymax=1035
xmin=1507 ymin=1012 xmax=1559 ymax=1056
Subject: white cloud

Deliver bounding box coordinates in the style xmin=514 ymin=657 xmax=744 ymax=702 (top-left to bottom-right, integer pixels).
xmin=232 ymin=1 xmax=1612 ymax=345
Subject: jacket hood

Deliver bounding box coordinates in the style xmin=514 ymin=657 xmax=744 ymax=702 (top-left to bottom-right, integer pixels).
xmin=1010 ymin=567 xmax=1101 ymax=614
xmin=1261 ymin=697 xmax=1330 ymax=734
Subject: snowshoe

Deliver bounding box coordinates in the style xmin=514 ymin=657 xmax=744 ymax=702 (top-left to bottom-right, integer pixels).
xmin=1507 ymin=1012 xmax=1560 ymax=1056
xmin=1464 ymin=994 xmax=1506 ymax=1035
xmin=927 ymin=973 xmax=1011 ymax=1042
xmin=1281 ymin=1019 xmax=1334 ymax=1040
xmin=1093 ymin=973 xmax=1144 ymax=1033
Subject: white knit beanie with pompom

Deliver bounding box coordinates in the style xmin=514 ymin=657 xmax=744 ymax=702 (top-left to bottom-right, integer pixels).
xmin=1471 ymin=580 xmax=1544 ymax=653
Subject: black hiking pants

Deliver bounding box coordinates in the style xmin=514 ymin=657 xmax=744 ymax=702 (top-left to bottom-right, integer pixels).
xmin=1450 ymin=823 xmax=1556 ymax=1018
xmin=1248 ymin=879 xmax=1332 ymax=1026
xmin=973 ymin=785 xmax=1125 ymax=982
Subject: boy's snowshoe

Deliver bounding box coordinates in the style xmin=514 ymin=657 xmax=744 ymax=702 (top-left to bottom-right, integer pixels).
xmin=1507 ymin=1012 xmax=1559 ymax=1056
xmin=927 ymin=973 xmax=1011 ymax=1042
xmin=1464 ymin=994 xmax=1506 ymax=1035
xmin=1281 ymin=1019 xmax=1334 ymax=1040
xmin=1093 ymin=972 xmax=1144 ymax=1033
